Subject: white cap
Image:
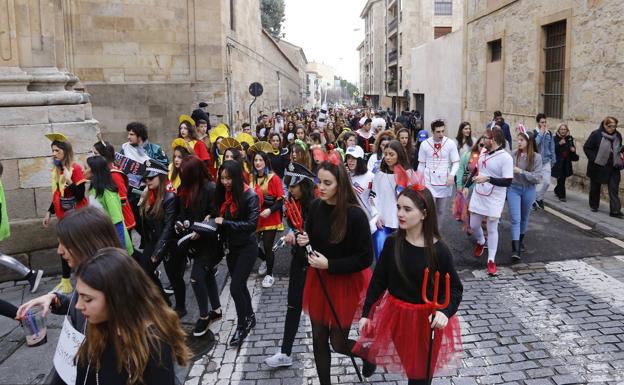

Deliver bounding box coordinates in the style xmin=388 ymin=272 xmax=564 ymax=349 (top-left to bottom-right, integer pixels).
xmin=345 ymin=145 xmax=364 ymax=159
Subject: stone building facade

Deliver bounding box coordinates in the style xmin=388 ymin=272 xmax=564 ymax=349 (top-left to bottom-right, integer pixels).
xmin=360 ymin=0 xmax=387 ymax=109
xmin=463 ymin=0 xmax=624 ymax=191
xmin=1 ymin=0 xmax=305 ymax=255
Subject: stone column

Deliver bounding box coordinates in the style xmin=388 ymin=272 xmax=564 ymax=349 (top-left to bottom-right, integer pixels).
xmin=0 ymin=0 xmax=98 ymax=258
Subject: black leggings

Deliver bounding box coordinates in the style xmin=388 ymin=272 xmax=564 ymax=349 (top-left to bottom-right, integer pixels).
xmin=0 ymin=299 xmax=17 ymax=319
xmin=257 ymin=230 xmax=277 ymax=275
xmin=408 ymin=380 xmax=427 ymax=385
xmin=137 ymin=247 xmax=168 ymax=303
xmin=281 ymin=247 xmax=307 ymax=355
xmin=311 ymin=321 xmax=359 ymax=385
xmin=190 ymin=257 xmax=221 ymax=317
xmin=163 ymin=250 xmax=187 ymax=310
xmin=226 ymin=242 xmax=257 ymax=325
xmin=61 ymin=256 xmax=71 ymax=279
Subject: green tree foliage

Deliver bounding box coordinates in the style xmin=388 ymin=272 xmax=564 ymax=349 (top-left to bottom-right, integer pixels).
xmin=261 ymin=0 xmax=286 ymax=38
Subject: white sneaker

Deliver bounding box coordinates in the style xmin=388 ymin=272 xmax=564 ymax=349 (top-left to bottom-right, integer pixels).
xmin=262 ymin=275 xmax=275 ymax=288
xmin=258 ymin=261 xmax=267 ymax=275
xmin=265 ymin=352 xmax=293 ymax=368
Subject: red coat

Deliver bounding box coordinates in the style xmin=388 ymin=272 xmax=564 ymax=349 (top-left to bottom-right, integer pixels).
xmin=110 ymin=166 xmax=136 ymax=229
xmin=251 ymin=173 xmax=284 ymax=231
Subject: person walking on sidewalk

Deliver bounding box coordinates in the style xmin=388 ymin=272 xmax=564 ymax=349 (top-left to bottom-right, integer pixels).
xmin=215 ymin=160 xmax=259 ymax=347
xmin=533 ymin=113 xmax=555 ymax=209
xmin=583 ymin=116 xmax=624 ymax=218
xmin=265 ymin=162 xmax=317 ymax=368
xmin=466 ymin=126 xmax=514 ymax=276
xmin=73 ymin=248 xmax=189 ymax=385
xmin=552 ymin=123 xmax=578 ymax=202
xmin=295 ymin=160 xmax=376 ymax=384
xmin=507 ymin=127 xmax=542 ymax=263
xmin=43 ymin=133 xmax=88 ymax=295
xmin=353 ymin=186 xmax=463 ymax=385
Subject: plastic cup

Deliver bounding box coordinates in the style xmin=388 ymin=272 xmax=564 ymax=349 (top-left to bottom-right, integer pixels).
xmin=22 ymin=305 xmax=47 ymax=347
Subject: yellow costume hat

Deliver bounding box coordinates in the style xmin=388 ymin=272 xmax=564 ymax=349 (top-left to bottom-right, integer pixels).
xmin=248 ymin=141 xmax=273 ymax=155
xmin=235 ymin=132 xmax=255 ymax=147
xmin=171 ymin=138 xmax=193 ymax=152
xmin=217 ymin=137 xmax=242 ymax=153
xmin=45 ymin=132 xmax=68 ymax=142
xmin=178 ymin=114 xmax=196 ymax=127
xmin=210 ymin=123 xmax=230 ymax=143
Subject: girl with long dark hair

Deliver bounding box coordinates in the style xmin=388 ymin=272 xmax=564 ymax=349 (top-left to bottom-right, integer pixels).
xmin=367 ymin=130 xmax=395 ymax=173
xmin=250 ymin=151 xmax=284 ymax=288
xmin=177 ymin=119 xmax=210 ymax=162
xmin=295 ymin=160 xmax=375 ymax=385
xmin=371 ymin=140 xmax=412 ymax=260
xmin=139 ymin=160 xmax=179 ymax=299
xmin=397 ymin=127 xmax=417 ymax=169
xmin=74 ymin=248 xmax=189 ymax=385
xmin=507 ymin=128 xmax=543 ymax=262
xmin=354 ymin=186 xmax=463 ymax=385
xmin=84 ymin=156 xmax=133 ymax=255
xmin=168 ymin=146 xmax=191 ymax=191
xmin=44 ymin=134 xmax=88 ymax=294
xmin=455 ymin=121 xmax=475 ymax=158
xmin=265 ymin=162 xmax=317 ymax=368
xmin=175 ymin=156 xmax=222 ymax=335
xmin=214 ymin=160 xmax=259 ymax=346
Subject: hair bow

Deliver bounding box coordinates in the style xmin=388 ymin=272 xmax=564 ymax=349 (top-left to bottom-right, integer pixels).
xmin=394 ymin=166 xmax=426 ymax=195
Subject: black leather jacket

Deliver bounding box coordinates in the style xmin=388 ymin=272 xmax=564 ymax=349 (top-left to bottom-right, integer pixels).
xmin=220 ymin=188 xmax=259 ymax=247
xmin=177 ymin=182 xmax=218 ymax=257
xmin=142 ymin=192 xmax=179 ymax=262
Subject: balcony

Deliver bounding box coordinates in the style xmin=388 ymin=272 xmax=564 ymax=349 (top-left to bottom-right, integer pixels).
xmin=388 ymin=17 xmax=398 ymax=34
xmin=388 ymin=50 xmax=398 ymax=63
xmin=387 ymin=80 xmax=397 ymax=94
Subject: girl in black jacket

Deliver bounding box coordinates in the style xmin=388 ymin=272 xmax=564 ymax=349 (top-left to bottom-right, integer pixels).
xmin=215 ymin=160 xmax=260 ymax=346
xmin=176 ymin=156 xmax=222 ymax=336
xmin=139 ymin=160 xmax=179 ymax=300
xmin=552 ymin=123 xmax=577 ymax=201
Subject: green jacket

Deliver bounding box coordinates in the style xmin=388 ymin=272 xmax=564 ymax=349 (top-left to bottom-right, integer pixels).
xmin=0 ymin=180 xmax=9 ymax=241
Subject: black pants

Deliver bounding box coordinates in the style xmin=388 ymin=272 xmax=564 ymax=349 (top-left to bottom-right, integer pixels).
xmin=589 ymin=174 xmax=621 ymax=214
xmin=0 ymin=299 xmax=17 ymax=319
xmin=554 ymin=176 xmax=567 ymax=199
xmin=163 ymin=249 xmax=187 ymax=311
xmin=190 ymin=256 xmax=221 ymax=317
xmin=226 ymin=242 xmax=257 ymax=325
xmin=281 ymin=247 xmax=308 ymax=355
xmin=137 ymin=247 xmax=168 ymax=303
xmin=257 ymin=230 xmax=277 ymax=276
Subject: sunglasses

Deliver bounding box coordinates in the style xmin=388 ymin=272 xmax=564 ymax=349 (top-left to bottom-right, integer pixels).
xmin=145 ymin=175 xmax=157 ymax=181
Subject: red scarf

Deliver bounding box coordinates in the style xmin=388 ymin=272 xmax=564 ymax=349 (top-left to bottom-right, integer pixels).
xmin=148 ymin=181 xmax=175 ymax=205
xmin=220 ymin=185 xmax=249 ymax=217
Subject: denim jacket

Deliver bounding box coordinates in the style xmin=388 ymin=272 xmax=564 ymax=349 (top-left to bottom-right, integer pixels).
xmin=534 ymin=129 xmax=556 ymax=166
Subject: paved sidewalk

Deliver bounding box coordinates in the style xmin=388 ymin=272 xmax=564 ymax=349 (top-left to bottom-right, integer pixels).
xmin=186 ymin=257 xmax=624 ymax=385
xmin=543 ymin=187 xmax=624 ymax=241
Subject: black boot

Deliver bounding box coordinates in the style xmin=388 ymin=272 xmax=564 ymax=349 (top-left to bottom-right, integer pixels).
xmin=511 ymin=240 xmax=521 ymax=263
xmin=229 ymin=326 xmax=247 ymax=347
xmin=519 ymin=234 xmax=526 ymax=252
xmin=362 ymin=358 xmax=377 ymax=378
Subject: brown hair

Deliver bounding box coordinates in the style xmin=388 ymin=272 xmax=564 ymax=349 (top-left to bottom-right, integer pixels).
xmin=76 ymin=248 xmax=189 ymax=384
xmin=603 ymin=116 xmax=619 ymax=127
xmin=317 ymin=161 xmax=360 ymax=243
xmin=178 ymin=121 xmax=198 ymax=141
xmin=394 ymin=187 xmax=440 ymax=288
xmin=516 ymin=131 xmax=536 ymax=171
xmin=140 ymin=174 xmax=168 ymax=220
xmin=56 ymin=207 xmax=122 ymax=266
xmin=51 ymin=140 xmax=75 ymax=169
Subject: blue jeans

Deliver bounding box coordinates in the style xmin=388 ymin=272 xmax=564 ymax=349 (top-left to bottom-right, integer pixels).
xmin=507 ymin=184 xmax=536 ymax=241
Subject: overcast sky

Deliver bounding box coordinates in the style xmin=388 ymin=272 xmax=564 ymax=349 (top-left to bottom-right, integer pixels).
xmin=281 ymin=0 xmax=367 ymax=84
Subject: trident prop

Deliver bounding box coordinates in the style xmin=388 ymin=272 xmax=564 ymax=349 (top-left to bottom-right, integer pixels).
xmin=421 ymin=268 xmax=450 ymax=385
xmin=284 ymin=197 xmax=364 ymax=382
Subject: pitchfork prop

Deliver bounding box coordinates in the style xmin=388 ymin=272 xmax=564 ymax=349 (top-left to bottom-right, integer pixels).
xmin=284 ymin=198 xmax=364 ymax=382
xmin=421 ymin=268 xmax=450 ymax=385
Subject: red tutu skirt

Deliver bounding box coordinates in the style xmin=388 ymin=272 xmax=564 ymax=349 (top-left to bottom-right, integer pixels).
xmin=303 ymin=267 xmax=372 ymax=328
xmin=352 ymin=294 xmax=462 ymax=380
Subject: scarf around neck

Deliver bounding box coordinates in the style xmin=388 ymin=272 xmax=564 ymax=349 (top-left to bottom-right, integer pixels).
xmin=595 ymin=130 xmax=622 ymax=168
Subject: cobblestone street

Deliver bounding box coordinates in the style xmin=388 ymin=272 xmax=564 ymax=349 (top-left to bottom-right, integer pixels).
xmin=185 ymin=257 xmax=624 ymax=385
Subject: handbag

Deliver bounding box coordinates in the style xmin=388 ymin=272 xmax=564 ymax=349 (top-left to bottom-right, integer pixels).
xmin=569 ymin=151 xmax=579 ymax=162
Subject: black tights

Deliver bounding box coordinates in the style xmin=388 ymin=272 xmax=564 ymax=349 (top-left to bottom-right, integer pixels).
xmin=408 ymin=380 xmax=427 ymax=385
xmin=0 ymin=299 xmax=17 ymax=319
xmin=311 ymin=321 xmax=358 ymax=385
xmin=191 ymin=258 xmax=221 ymax=317
xmin=257 ymin=230 xmax=277 ymax=275
xmin=281 ymin=248 xmax=307 ymax=355
xmin=226 ymin=242 xmax=257 ymax=325
xmin=163 ymin=250 xmax=187 ymax=310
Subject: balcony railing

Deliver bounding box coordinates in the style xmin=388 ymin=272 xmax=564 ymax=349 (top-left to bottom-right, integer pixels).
xmin=388 ymin=50 xmax=398 ymax=63
xmin=388 ymin=17 xmax=398 ymax=32
xmin=387 ymin=81 xmax=397 ymax=93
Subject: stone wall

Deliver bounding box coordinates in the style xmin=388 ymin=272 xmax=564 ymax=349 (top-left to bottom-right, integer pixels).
xmin=463 ymin=0 xmax=624 ymax=191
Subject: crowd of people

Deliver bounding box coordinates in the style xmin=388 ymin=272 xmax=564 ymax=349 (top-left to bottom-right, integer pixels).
xmin=0 ymin=102 xmax=622 ymax=384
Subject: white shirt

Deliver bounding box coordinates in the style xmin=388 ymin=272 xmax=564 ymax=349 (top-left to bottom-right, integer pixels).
xmin=417 ymin=137 xmax=460 ymax=198
xmin=367 ymin=153 xmax=382 ymax=174
xmin=351 ymin=171 xmax=377 ymax=233
xmin=469 ymin=148 xmax=514 ymax=218
xmin=371 ymin=170 xmax=399 ymax=229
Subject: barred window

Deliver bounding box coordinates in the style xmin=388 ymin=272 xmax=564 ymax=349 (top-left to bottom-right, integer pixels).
xmin=543 ymin=20 xmax=566 ymax=119
xmin=434 ymin=0 xmax=453 ymax=15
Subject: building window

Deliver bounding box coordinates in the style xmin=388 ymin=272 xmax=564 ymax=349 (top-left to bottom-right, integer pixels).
xmin=399 ymin=66 xmax=403 ymax=90
xmin=434 ymin=0 xmax=453 ymax=15
xmin=230 ymin=0 xmax=236 ymax=30
xmin=488 ymin=39 xmax=502 ymax=62
xmin=543 ymin=20 xmax=566 ymax=119
xmin=399 ymin=33 xmax=403 ymax=56
xmin=434 ymin=26 xmax=452 ymax=39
